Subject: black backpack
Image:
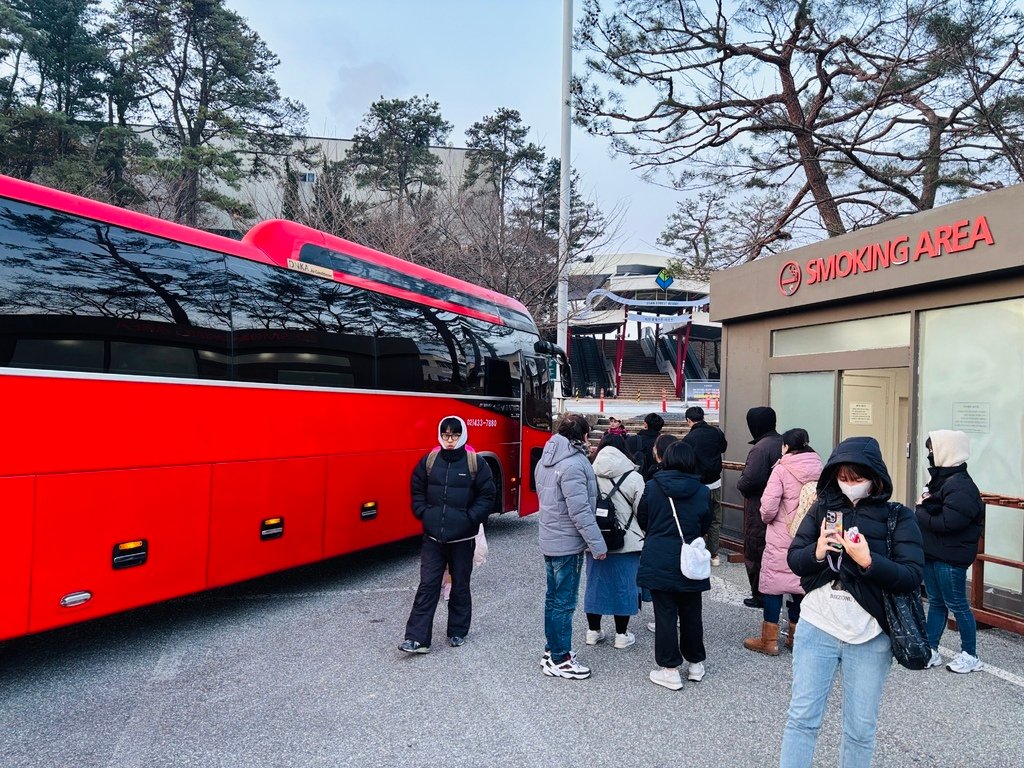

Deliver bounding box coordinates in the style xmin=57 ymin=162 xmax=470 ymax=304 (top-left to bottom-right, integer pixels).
xmin=596 ymin=471 xmax=636 ymax=551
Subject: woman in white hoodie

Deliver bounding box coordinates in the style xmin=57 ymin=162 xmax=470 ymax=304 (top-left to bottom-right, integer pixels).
xmin=584 ymin=434 xmax=647 ymax=649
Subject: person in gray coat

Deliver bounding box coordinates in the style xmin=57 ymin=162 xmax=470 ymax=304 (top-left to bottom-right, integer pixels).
xmin=537 ymin=413 xmax=608 ymax=680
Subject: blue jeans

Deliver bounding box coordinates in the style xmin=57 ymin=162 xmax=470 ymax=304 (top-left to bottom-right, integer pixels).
xmin=922 ymin=560 xmax=976 ymax=656
xmin=764 ymin=593 xmax=802 ymax=624
xmin=780 ymin=622 xmax=892 ymax=768
xmin=544 ymin=552 xmax=584 ymax=661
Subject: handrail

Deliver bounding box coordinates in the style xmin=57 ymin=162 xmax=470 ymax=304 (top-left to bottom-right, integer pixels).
xmin=972 ymin=494 xmax=1024 ymax=634
xmin=719 ymin=461 xmax=1024 ymax=635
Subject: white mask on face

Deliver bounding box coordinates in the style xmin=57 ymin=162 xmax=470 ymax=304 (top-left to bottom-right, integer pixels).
xmin=838 ymin=480 xmax=872 ymax=502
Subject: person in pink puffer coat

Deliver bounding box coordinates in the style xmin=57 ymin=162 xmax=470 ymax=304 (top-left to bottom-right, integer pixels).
xmin=744 ymin=428 xmax=823 ymax=656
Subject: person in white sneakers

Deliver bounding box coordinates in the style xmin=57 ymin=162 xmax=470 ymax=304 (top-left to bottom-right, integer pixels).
xmin=636 ymin=442 xmax=712 ymax=690
xmin=915 ymin=430 xmax=986 ymax=674
xmin=682 ymin=406 xmax=728 ymax=567
xmin=536 ymin=414 xmax=608 ymax=680
xmin=584 ymin=434 xmax=646 ymax=651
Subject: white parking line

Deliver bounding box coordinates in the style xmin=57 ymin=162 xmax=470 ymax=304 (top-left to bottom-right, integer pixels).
xmin=935 ymin=645 xmax=1024 ymax=688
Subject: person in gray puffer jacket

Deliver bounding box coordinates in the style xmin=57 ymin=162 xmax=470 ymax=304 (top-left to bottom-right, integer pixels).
xmin=536 ymin=413 xmax=607 ymax=681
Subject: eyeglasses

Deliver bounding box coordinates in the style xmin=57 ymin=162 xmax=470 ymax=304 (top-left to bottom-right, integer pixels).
xmin=440 ymin=433 xmax=461 ymax=441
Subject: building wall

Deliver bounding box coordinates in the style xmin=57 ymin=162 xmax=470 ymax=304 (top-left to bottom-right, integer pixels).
xmin=712 ymin=185 xmax=1024 ymax=602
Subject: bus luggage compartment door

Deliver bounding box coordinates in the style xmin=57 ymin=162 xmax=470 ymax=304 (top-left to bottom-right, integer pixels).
xmin=0 ymin=476 xmax=35 ymax=641
xmin=323 ymin=450 xmax=423 ymax=557
xmin=208 ymin=457 xmax=326 ymax=587
xmin=29 ymin=465 xmax=211 ymax=634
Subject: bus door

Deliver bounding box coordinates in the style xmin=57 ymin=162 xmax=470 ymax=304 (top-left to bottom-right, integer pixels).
xmin=518 ymin=353 xmax=552 ymax=517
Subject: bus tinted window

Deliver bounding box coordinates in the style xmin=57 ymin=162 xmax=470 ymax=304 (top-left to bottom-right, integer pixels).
xmin=524 ymin=356 xmax=553 ymax=430
xmin=373 ymin=293 xmax=461 ymax=393
xmin=227 ymin=257 xmax=378 ymax=388
xmin=0 ymin=197 xmax=231 ymax=379
xmin=299 ymin=243 xmax=538 ymax=333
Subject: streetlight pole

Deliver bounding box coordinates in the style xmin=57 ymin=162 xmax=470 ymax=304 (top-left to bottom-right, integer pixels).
xmin=557 ymin=0 xmax=572 ymax=356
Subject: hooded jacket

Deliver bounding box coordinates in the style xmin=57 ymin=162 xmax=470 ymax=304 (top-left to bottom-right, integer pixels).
xmin=682 ymin=419 xmax=728 ymax=484
xmin=636 ymin=470 xmax=712 ymax=592
xmin=788 ymin=436 xmax=924 ymax=635
xmin=915 ymin=430 xmax=985 ymax=567
xmin=592 ymin=446 xmax=646 ymax=554
xmin=759 ymin=449 xmax=823 ymax=596
xmin=536 ymin=433 xmax=608 ymax=557
xmin=410 ymin=416 xmax=496 ymax=542
xmin=736 ymin=407 xmax=783 ymax=499
xmin=627 ymin=428 xmax=662 ymax=479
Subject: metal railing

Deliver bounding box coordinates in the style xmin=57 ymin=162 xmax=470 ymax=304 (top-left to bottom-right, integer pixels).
xmin=719 ymin=461 xmax=1024 ymax=635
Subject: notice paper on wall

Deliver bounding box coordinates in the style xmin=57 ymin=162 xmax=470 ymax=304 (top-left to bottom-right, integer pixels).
xmin=952 ymin=402 xmax=991 ymax=433
xmin=849 ymin=402 xmax=873 ymax=425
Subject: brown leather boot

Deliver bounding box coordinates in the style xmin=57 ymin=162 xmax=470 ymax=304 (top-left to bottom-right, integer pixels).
xmin=743 ymin=621 xmax=780 ymax=656
xmin=785 ymin=620 xmax=797 ymax=650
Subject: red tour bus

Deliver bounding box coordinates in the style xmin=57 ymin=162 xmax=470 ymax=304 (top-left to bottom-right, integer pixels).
xmin=0 ymin=174 xmax=568 ymax=642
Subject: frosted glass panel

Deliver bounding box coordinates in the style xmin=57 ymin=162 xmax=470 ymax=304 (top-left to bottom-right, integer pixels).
xmin=918 ymin=299 xmax=1024 ymax=595
xmin=773 ymin=315 xmax=910 ymax=356
xmin=770 ymin=372 xmax=836 ymax=462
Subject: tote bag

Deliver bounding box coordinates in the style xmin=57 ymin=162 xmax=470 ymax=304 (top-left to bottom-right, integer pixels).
xmin=668 ymin=498 xmax=711 ymax=581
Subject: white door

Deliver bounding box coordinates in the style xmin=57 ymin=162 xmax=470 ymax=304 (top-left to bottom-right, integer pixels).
xmin=840 ymin=369 xmax=910 ymax=505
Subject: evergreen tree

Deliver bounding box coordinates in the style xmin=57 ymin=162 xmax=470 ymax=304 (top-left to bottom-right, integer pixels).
xmin=112 ymin=0 xmax=308 ymax=226
xmin=342 ymin=95 xmax=452 ymax=214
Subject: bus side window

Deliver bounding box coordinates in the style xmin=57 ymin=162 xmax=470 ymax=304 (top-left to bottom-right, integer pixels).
xmin=483 ymin=358 xmax=513 ymax=397
xmin=0 ymin=196 xmax=231 ymax=380
xmin=523 ymin=356 xmax=552 ymax=430
xmin=227 ymin=257 xmax=376 ymax=388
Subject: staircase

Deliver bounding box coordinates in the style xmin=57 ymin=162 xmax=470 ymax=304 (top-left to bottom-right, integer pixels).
xmin=602 ymin=340 xmax=677 ymax=402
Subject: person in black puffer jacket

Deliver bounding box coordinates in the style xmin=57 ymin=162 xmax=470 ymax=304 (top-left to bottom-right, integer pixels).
xmin=400 ymin=415 xmax=495 ymax=654
xmin=682 ymin=405 xmax=728 ymax=564
xmin=916 ymin=429 xmax=985 ymax=674
xmin=637 ymin=441 xmax=712 ymax=691
xmin=780 ymin=436 xmax=923 ymax=768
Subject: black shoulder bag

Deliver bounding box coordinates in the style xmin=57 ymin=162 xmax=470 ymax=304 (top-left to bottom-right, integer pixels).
xmin=882 ymin=502 xmax=931 ymax=670
xmin=596 ymin=471 xmax=635 ymax=552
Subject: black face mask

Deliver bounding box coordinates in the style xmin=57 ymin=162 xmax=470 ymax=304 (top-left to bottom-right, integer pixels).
xmin=927 ymin=452 xmax=935 ymax=467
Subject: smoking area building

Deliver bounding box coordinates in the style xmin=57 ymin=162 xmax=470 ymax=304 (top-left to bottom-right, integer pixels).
xmin=710 ymin=185 xmax=1024 ymax=630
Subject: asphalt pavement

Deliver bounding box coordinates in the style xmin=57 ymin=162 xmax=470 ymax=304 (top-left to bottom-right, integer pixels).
xmin=1 ymin=512 xmax=1022 ymax=767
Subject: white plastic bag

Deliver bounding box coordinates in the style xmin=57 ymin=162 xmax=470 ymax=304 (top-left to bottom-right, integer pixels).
xmin=473 ymin=524 xmax=489 ymax=566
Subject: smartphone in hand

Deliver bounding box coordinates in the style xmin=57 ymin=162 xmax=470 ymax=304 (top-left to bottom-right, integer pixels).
xmin=825 ymin=509 xmax=844 ymax=549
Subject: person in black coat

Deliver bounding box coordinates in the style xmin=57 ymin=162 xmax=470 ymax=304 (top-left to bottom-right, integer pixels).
xmin=736 ymin=406 xmax=783 ymax=608
xmin=916 ymin=429 xmax=986 ymax=673
xmin=682 ymin=405 xmax=728 ymax=564
xmin=627 ymin=412 xmax=665 ymax=479
xmin=779 ymin=436 xmax=923 ymax=768
xmin=637 ymin=441 xmax=712 ymax=690
xmin=400 ymin=415 xmax=495 ymax=654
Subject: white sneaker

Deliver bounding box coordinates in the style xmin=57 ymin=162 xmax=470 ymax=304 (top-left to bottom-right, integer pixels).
xmin=710 ymin=555 xmax=721 ymax=567
xmin=613 ymin=631 xmax=636 ymax=649
xmin=646 ymin=622 xmax=657 ymax=633
xmin=946 ymin=651 xmax=983 ymax=674
xmin=543 ymin=654 xmax=592 ymax=679
xmin=687 ymin=661 xmax=706 ymax=682
xmin=541 ymin=649 xmax=577 ymax=667
xmin=649 ymin=667 xmax=683 ymax=690
xmin=585 ymin=629 xmax=606 ymax=646
xmin=926 ymin=649 xmax=943 ymax=669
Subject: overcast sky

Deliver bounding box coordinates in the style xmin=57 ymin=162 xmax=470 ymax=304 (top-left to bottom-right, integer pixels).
xmin=226 ymin=0 xmax=677 ymax=255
